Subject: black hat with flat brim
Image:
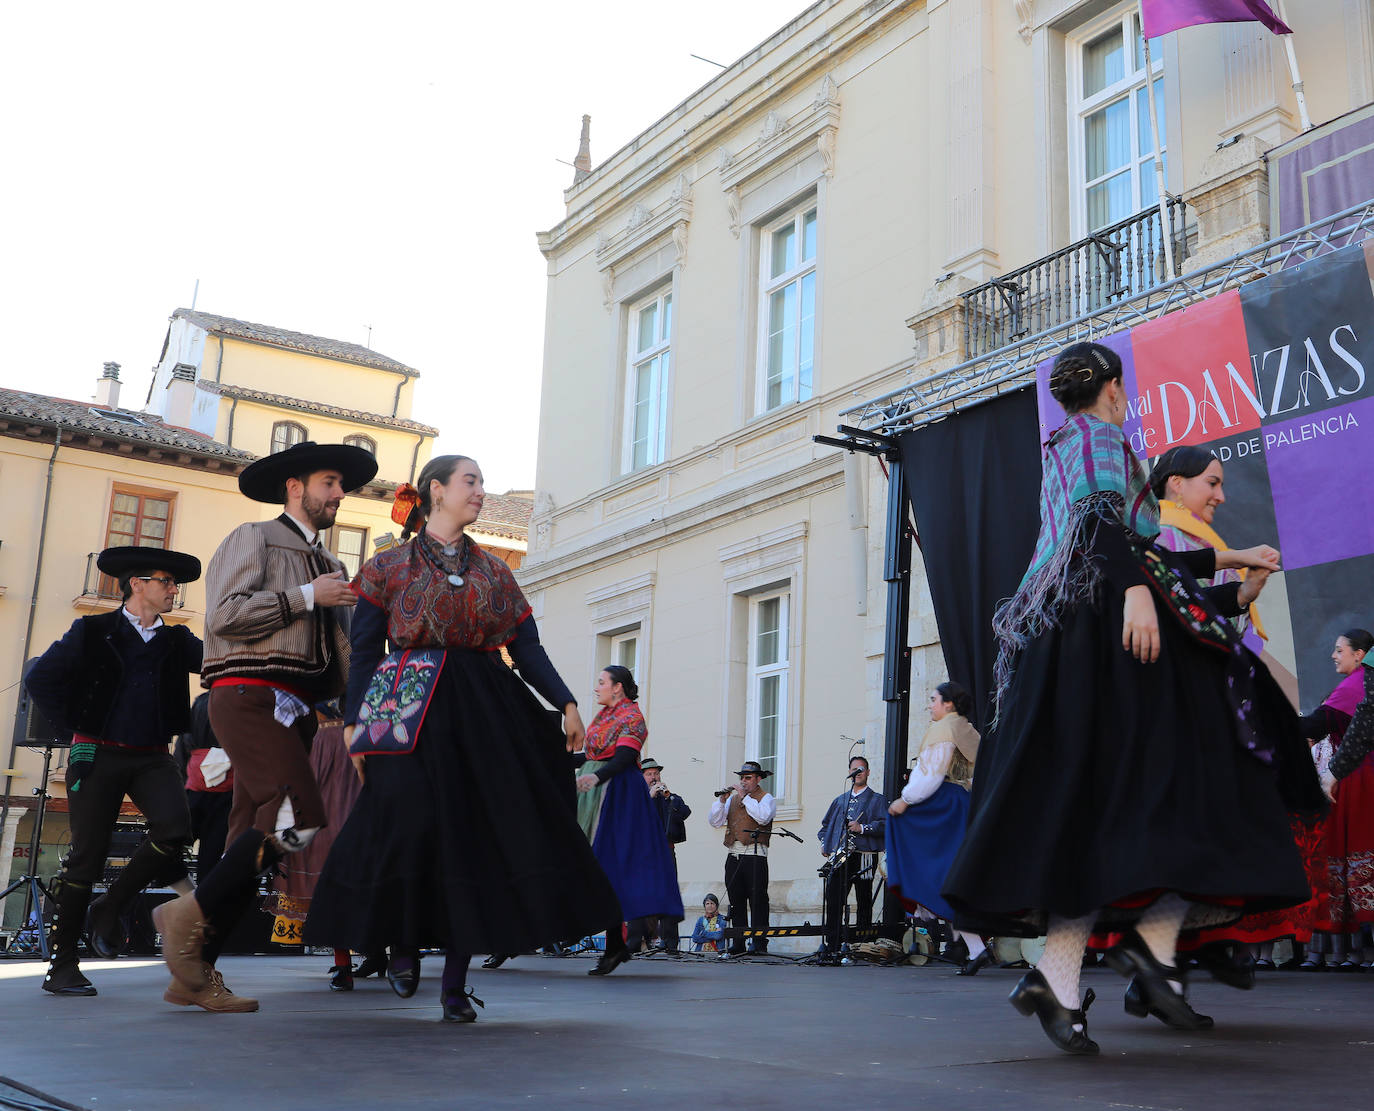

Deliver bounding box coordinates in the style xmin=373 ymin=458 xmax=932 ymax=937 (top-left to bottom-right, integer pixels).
xmin=97 ymin=546 xmax=202 ymax=584
xmin=734 ymin=760 xmax=772 ymax=779
xmin=237 ymin=441 xmax=379 ymax=504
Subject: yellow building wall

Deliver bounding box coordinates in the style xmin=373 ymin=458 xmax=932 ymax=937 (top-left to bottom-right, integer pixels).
xmin=214 ymin=337 xmax=418 ymax=421
xmin=216 ymin=398 xmax=430 ymax=486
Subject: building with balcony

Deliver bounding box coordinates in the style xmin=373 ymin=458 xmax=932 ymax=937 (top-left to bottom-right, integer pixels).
xmin=525 ymin=0 xmax=1374 ymax=932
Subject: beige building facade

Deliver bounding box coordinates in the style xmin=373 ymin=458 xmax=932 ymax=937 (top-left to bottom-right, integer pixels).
xmin=526 ymin=0 xmax=1374 ymax=932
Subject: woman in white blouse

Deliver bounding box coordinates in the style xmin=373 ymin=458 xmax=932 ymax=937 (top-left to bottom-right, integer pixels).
xmin=886 ymin=682 xmax=986 ymax=974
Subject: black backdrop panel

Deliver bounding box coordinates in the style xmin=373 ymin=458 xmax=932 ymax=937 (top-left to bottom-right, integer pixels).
xmin=898 ymin=387 xmax=1044 ymax=732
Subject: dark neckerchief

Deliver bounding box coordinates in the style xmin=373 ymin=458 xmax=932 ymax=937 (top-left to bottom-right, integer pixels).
xmin=276 ymin=512 xmax=316 ymax=547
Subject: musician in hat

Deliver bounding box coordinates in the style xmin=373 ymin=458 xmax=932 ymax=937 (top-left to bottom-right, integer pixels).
xmin=25 ymin=545 xmax=203 ymax=996
xmin=153 ymin=440 xmax=376 ymax=1013
xmin=707 ymin=760 xmax=776 ymax=955
xmin=639 ymin=757 xmax=690 ymax=952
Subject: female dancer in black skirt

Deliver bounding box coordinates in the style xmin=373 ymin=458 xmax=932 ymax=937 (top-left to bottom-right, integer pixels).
xmin=942 ymin=342 xmax=1323 ymax=1055
xmin=304 ymin=455 xmax=622 ymax=1022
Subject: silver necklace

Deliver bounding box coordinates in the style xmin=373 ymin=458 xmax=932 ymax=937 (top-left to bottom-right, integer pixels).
xmin=420 ymin=532 xmax=470 ymax=587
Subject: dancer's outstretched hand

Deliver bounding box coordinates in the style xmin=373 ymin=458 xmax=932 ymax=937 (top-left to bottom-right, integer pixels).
xmin=1220 ymin=544 xmax=1281 ymax=573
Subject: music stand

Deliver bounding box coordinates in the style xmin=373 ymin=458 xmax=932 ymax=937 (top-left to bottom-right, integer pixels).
xmin=0 ymin=743 xmax=61 ymax=959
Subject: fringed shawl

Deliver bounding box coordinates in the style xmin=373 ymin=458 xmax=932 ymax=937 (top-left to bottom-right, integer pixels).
xmin=1023 ymin=415 xmax=1158 ymax=581
xmin=992 ymin=415 xmax=1159 ymax=715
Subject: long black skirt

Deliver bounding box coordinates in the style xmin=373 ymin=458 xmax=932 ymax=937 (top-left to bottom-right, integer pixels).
xmin=303 ymin=649 xmax=622 ymax=954
xmin=942 ymin=588 xmax=1317 ymax=939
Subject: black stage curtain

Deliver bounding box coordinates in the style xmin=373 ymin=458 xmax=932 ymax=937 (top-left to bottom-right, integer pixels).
xmin=898 ymin=387 xmax=1043 ymax=733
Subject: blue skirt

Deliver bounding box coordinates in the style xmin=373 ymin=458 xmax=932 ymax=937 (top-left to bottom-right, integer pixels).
xmin=592 ymin=769 xmax=685 ymax=922
xmin=886 ymin=780 xmax=969 ymax=921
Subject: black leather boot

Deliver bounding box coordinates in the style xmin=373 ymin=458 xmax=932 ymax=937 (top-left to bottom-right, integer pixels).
xmin=42 ymin=878 xmax=97 ymax=997
xmin=88 ymin=838 xmax=187 ymax=960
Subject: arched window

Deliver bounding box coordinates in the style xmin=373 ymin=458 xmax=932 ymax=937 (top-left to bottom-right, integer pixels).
xmin=344 ymin=434 xmax=377 ymax=456
xmin=271 ymin=421 xmax=307 ymax=454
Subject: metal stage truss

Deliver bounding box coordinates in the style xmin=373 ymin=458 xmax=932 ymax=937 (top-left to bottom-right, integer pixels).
xmin=830 ymin=196 xmax=1374 ymax=440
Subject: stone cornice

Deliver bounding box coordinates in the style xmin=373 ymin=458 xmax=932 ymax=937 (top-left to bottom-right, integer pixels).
xmin=717 ymin=74 xmax=841 ymax=195
xmin=535 ymin=0 xmax=923 ymax=261
xmin=518 ymin=457 xmax=843 ymax=590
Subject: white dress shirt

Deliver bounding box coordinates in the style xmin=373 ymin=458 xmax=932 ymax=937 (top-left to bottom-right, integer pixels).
xmin=284 ymin=510 xmax=319 ymax=611
xmin=121 ymin=606 xmax=164 ymax=644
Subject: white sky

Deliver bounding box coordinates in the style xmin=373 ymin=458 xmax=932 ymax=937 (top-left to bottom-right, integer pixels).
xmin=0 ymin=0 xmax=811 ymax=491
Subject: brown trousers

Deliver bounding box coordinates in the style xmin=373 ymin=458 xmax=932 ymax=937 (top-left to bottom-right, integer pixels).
xmin=208 ymin=683 xmax=326 ymax=844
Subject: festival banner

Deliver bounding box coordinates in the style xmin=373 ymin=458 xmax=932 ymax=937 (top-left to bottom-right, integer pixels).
xmin=1035 ymin=240 xmax=1374 ymax=709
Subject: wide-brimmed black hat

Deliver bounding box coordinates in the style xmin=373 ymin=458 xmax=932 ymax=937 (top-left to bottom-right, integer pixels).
xmin=734 ymin=760 xmax=772 ymax=779
xmin=97 ymin=546 xmax=202 ymax=584
xmin=238 ymin=441 xmax=379 ymax=504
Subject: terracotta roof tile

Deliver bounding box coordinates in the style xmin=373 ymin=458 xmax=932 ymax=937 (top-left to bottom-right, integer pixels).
xmin=0 ymin=386 xmax=253 ymax=460
xmin=198 ymin=382 xmax=439 ymax=436
xmin=473 ymin=492 xmax=531 ymax=540
xmin=174 ymin=308 xmax=419 ymax=377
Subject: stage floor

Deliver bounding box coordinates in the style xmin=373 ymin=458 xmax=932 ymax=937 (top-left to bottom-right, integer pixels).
xmin=0 ymin=951 xmax=1369 ymax=1109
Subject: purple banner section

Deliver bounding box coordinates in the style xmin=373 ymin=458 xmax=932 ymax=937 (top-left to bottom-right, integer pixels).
xmin=1270 ymin=104 xmax=1374 ymax=238
xmin=1263 ymin=394 xmax=1374 ymax=570
xmin=1140 ymin=0 xmax=1290 ymax=38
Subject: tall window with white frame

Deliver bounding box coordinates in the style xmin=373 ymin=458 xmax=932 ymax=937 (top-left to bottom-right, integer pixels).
xmin=746 ymin=590 xmax=789 ymax=793
xmin=610 ymin=630 xmax=639 ymax=676
xmin=624 ymin=288 xmax=672 ymax=473
xmin=757 ymin=205 xmax=817 ymax=414
xmin=1072 ymin=8 xmax=1165 ymax=234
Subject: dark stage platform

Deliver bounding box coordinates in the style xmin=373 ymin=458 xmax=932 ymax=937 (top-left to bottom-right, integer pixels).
xmin=0 ymin=952 xmax=1369 ymax=1109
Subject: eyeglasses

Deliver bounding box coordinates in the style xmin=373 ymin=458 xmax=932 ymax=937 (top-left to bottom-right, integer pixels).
xmin=136 ymin=575 xmax=179 ymax=587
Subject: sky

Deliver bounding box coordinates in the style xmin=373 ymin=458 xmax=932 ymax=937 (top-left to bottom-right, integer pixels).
xmin=0 ymin=0 xmax=811 ymax=492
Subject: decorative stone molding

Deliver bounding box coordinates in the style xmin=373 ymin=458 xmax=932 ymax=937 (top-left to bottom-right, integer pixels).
xmin=594 ymin=173 xmax=695 ymax=311
xmin=719 ymin=521 xmax=809 ymax=587
xmin=906 ymin=274 xmax=979 ymax=371
xmin=726 ymin=185 xmax=743 ymax=239
xmin=585 ymin=570 xmax=656 ymax=628
xmin=1014 ymin=0 xmax=1033 ymax=44
xmin=718 ymin=73 xmax=842 ymax=194
xmin=1180 ymin=135 xmax=1271 ymax=275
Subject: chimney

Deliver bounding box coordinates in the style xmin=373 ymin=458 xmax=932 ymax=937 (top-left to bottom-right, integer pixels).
xmin=95 ymin=361 xmax=121 ymax=409
xmin=573 ymin=115 xmax=592 ymax=186
xmin=165 ymin=362 xmax=197 ymax=427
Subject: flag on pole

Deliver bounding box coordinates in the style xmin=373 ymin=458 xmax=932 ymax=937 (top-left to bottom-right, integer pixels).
xmin=1139 ymin=0 xmax=1292 ymax=38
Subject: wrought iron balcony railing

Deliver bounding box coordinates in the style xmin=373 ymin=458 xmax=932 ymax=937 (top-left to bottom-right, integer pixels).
xmin=81 ymin=552 xmax=187 ymax=610
xmin=961 ymin=197 xmax=1192 ymax=359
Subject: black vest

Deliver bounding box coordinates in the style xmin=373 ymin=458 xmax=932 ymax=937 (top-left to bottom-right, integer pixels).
xmin=67 ymin=610 xmax=198 ymax=743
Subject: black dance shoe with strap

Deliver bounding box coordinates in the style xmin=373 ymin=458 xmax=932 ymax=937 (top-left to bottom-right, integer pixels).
xmin=1105 ymin=930 xmax=1214 ymax=1030
xmin=1008 ymin=970 xmax=1099 ymax=1055
xmin=957 ymin=948 xmax=997 ymax=977
xmin=588 ymin=946 xmax=630 ymax=976
xmin=354 ymin=953 xmax=387 ymax=979
xmin=441 ymin=986 xmax=485 ymax=1023
xmin=386 ymin=957 xmax=421 ymax=998
xmin=328 ymin=964 xmax=354 ymax=991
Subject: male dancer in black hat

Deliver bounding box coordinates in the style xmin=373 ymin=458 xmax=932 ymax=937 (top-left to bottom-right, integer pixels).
xmin=154 ymin=441 xmax=376 ymax=1013
xmin=25 ymin=546 xmax=203 ymax=996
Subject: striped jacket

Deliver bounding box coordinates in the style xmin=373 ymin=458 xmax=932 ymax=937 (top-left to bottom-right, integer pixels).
xmin=200 ymin=515 xmax=351 ymax=699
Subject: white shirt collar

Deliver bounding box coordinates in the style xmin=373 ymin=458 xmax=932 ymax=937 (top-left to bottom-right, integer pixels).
xmin=283 ymin=511 xmax=317 ymax=545
xmin=122 ymin=606 xmax=164 ymax=634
